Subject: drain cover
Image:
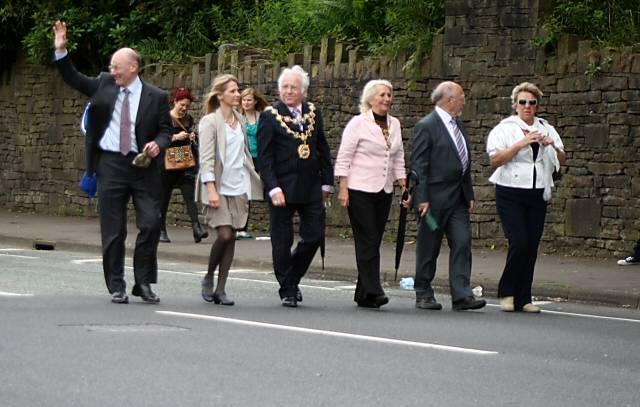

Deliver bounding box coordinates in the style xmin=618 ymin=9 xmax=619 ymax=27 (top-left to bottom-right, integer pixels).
xmin=61 ymin=323 xmax=189 ymax=333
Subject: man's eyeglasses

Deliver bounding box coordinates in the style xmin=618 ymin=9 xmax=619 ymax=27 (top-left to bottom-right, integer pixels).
xmin=518 ymin=99 xmax=537 ymax=106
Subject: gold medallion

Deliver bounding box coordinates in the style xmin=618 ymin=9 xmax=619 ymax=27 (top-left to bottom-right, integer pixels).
xmin=297 ymin=144 xmax=310 ymax=159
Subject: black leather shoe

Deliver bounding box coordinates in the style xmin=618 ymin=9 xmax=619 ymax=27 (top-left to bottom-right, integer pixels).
xmin=201 ymin=279 xmax=214 ymax=303
xmin=357 ymin=295 xmax=389 ymax=308
xmin=159 ymin=230 xmax=171 ymax=243
xmin=281 ymin=296 xmax=297 ymax=307
xmin=131 ymin=283 xmax=160 ymax=304
xmin=373 ymin=295 xmax=389 ymax=307
xmin=213 ymin=292 xmax=235 ymax=306
xmin=296 ymin=288 xmax=303 ymax=302
xmin=416 ymin=297 xmax=442 ymax=310
xmin=111 ymin=290 xmax=128 ymax=304
xmin=452 ymin=296 xmax=486 ymax=311
xmin=192 ymin=222 xmax=209 ymax=243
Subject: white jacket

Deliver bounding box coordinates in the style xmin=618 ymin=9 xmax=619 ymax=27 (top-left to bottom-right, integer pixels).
xmin=486 ymin=115 xmax=563 ymax=200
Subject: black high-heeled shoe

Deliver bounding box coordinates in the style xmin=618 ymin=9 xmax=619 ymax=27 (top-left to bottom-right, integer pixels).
xmin=213 ymin=292 xmax=234 ymax=306
xmin=159 ymin=229 xmax=171 ymax=243
xmin=192 ymin=222 xmax=209 ymax=243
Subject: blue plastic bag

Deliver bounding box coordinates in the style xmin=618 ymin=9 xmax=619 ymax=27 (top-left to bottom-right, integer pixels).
xmin=79 ymin=171 xmax=97 ymax=198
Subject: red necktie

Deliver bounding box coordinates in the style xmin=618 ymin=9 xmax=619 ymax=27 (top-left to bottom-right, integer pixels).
xmin=120 ymin=88 xmax=131 ymax=155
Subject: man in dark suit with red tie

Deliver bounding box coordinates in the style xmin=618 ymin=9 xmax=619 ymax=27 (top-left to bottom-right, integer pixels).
xmin=53 ymin=21 xmax=172 ymax=304
xmin=257 ymin=65 xmax=333 ymax=307
xmin=410 ymin=81 xmax=486 ymax=311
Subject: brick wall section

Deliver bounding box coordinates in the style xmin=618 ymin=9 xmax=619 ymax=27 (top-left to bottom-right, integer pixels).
xmin=0 ymin=0 xmax=638 ymax=256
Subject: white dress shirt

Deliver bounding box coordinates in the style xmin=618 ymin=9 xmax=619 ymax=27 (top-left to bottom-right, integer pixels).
xmin=435 ymin=105 xmax=468 ymax=162
xmin=101 ymin=77 xmax=141 ymax=153
xmin=218 ymin=123 xmax=247 ymax=196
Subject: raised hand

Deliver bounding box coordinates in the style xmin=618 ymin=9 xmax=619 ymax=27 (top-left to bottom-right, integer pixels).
xmin=52 ymin=20 xmax=67 ymax=52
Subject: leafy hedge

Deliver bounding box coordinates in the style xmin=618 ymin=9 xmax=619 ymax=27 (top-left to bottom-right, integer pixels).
xmin=1 ymin=0 xmax=444 ymax=74
xmin=2 ymin=0 xmax=639 ymax=76
xmin=537 ymin=0 xmax=640 ymax=51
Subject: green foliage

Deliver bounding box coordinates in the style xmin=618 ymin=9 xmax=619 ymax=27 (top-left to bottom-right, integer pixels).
xmin=7 ymin=0 xmax=444 ymax=74
xmin=585 ymin=56 xmax=612 ymax=77
xmin=537 ymin=0 xmax=640 ymax=51
xmin=0 ymin=0 xmax=36 ymax=72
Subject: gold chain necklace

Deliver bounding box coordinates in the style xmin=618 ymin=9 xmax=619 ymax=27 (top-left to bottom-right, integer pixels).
xmin=265 ymin=103 xmax=316 ymax=159
xmin=380 ymin=127 xmax=391 ymax=149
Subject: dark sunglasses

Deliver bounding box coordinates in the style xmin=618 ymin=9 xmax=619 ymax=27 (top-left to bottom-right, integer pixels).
xmin=518 ymin=99 xmax=537 ymax=106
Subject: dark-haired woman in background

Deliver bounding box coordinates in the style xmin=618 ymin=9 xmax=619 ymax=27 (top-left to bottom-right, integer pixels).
xmin=159 ymin=87 xmax=208 ymax=244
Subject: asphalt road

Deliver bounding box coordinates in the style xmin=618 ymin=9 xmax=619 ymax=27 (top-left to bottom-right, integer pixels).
xmin=1 ymin=245 xmax=639 ymax=407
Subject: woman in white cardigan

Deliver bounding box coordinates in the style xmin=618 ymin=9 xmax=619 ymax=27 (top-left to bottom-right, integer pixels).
xmin=486 ymin=82 xmax=566 ymax=313
xmin=196 ymin=74 xmax=263 ymax=305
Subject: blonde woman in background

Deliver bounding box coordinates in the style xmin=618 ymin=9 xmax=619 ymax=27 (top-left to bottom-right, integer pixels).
xmin=236 ymin=87 xmax=269 ymax=239
xmin=196 ymin=74 xmax=263 ymax=305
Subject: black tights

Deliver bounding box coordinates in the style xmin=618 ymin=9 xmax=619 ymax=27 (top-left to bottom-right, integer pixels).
xmin=204 ymin=226 xmax=236 ymax=294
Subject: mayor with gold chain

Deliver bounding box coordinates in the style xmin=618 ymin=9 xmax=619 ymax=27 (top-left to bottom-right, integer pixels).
xmin=257 ymin=65 xmax=334 ymax=308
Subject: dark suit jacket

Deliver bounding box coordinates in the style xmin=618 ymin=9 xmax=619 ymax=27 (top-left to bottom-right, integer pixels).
xmin=55 ymin=55 xmax=172 ymax=175
xmin=410 ymin=110 xmax=474 ymax=209
xmin=257 ymin=100 xmax=333 ymax=204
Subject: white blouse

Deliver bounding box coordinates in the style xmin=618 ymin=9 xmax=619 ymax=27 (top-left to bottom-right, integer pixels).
xmin=219 ymin=123 xmax=246 ymax=196
xmin=486 ymin=115 xmax=564 ymax=191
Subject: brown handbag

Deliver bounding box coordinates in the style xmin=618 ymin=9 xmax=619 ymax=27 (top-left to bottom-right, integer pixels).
xmin=164 ymin=117 xmax=196 ymax=171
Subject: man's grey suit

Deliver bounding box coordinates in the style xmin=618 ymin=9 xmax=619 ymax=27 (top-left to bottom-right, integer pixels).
xmin=410 ymin=110 xmax=475 ymax=301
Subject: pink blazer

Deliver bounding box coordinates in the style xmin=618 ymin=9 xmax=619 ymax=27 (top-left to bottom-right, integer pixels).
xmin=334 ymin=110 xmax=406 ymax=193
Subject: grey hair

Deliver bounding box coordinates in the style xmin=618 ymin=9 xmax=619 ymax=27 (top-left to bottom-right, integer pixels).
xmin=430 ymin=81 xmax=458 ymax=104
xmin=278 ymin=65 xmax=310 ymax=96
xmin=511 ymin=82 xmax=543 ymax=107
xmin=359 ymin=79 xmax=393 ymax=114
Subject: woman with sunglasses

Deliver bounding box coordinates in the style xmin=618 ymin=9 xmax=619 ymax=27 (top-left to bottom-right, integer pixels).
xmin=486 ymin=82 xmax=566 ymax=313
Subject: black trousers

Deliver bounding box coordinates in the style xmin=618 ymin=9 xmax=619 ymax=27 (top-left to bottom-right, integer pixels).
xmin=96 ymin=152 xmax=162 ymax=293
xmin=495 ymin=185 xmax=547 ymax=309
xmin=414 ymin=194 xmax=473 ymax=302
xmin=347 ymin=189 xmax=392 ymax=302
xmin=269 ymin=199 xmax=324 ymax=298
xmin=633 ymin=239 xmax=640 ymax=258
xmin=160 ymin=169 xmax=198 ymax=228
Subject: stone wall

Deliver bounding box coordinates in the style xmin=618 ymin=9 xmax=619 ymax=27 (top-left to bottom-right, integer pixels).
xmin=0 ymin=0 xmax=639 ymax=257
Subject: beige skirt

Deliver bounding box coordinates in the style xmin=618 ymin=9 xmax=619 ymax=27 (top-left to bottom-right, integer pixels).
xmin=204 ymin=195 xmax=249 ymax=229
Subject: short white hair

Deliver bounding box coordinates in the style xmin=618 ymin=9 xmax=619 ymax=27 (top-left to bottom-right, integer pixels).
xmin=359 ymin=79 xmax=393 ymax=114
xmin=278 ymin=65 xmax=309 ymax=96
xmin=430 ymin=81 xmax=458 ymax=103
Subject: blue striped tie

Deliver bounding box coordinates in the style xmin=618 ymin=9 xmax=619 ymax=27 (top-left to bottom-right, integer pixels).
xmin=450 ymin=118 xmax=469 ymax=173
xmin=291 ymin=108 xmax=303 ymax=131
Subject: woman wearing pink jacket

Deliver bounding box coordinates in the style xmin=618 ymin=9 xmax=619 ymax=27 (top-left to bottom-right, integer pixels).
xmin=335 ymin=79 xmax=409 ymax=308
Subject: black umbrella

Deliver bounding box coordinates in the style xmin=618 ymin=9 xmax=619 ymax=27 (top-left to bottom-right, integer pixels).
xmin=320 ymin=203 xmax=326 ymax=269
xmin=394 ymin=188 xmax=409 ymax=281
xmin=394 ymin=171 xmax=418 ymax=281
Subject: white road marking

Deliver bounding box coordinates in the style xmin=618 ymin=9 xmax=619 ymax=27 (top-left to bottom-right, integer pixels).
xmin=0 ymin=248 xmax=26 ymax=251
xmin=157 ymin=310 xmax=498 ymax=355
xmin=485 ymin=303 xmax=640 ymax=323
xmin=0 ymin=291 xmax=34 ymax=297
xmin=334 ymin=285 xmax=357 ymax=290
xmin=0 ymin=253 xmax=38 ymax=259
xmin=71 ymin=258 xmax=103 ymax=264
xmin=540 ymin=309 xmax=640 ymax=324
